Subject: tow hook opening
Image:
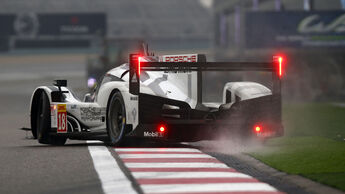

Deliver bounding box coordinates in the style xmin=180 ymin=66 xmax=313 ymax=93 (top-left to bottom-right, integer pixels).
xmin=204 ymin=113 xmax=216 ymax=122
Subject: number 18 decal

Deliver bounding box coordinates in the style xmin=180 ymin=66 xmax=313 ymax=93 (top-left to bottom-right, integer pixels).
xmin=57 ymin=104 xmax=67 ymax=133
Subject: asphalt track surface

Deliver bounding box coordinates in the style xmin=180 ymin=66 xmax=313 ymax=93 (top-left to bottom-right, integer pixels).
xmin=0 ymin=56 xmax=312 ymax=194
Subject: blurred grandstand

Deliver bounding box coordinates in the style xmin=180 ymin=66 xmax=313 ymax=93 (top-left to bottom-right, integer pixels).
xmin=213 ymin=0 xmax=345 ymax=102
xmin=0 ymin=0 xmax=212 ymax=51
xmin=1 ymin=0 xmax=344 ymax=102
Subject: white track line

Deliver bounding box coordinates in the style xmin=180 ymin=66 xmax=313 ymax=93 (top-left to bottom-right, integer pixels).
xmin=141 ymin=183 xmax=277 ymax=193
xmin=132 ymin=171 xmax=251 ymax=179
xmin=124 ymin=162 xmax=228 ymax=168
xmin=87 ymin=141 xmax=137 ymax=194
xmin=115 ymin=148 xmax=201 ymax=152
xmin=119 ymin=154 xmax=212 ymax=158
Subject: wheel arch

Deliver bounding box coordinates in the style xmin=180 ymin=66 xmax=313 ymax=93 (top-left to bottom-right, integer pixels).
xmin=98 ymin=82 xmax=138 ymax=130
xmin=106 ymin=89 xmax=130 ymax=144
xmin=106 ymin=89 xmax=121 ymax=113
xmin=30 ymin=87 xmax=52 ymax=138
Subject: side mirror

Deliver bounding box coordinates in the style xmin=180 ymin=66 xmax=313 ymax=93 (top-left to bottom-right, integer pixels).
xmin=84 ymin=93 xmax=93 ymax=102
xmin=54 ymin=80 xmax=67 ymax=87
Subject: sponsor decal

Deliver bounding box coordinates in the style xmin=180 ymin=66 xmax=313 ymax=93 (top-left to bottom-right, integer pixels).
xmin=14 ymin=13 xmax=39 ymax=38
xmin=130 ymin=96 xmax=138 ymax=101
xmin=159 ymin=54 xmax=196 ymax=73
xmin=80 ymin=107 xmax=106 ymax=122
xmin=70 ymin=105 xmax=77 ymax=109
xmin=161 ymin=54 xmax=197 ymax=62
xmin=60 ymin=25 xmax=89 ymax=33
xmin=256 ymin=131 xmax=275 ymax=137
xmin=144 ymin=131 xmax=164 ymax=137
xmin=58 ymin=104 xmax=66 ymax=111
xmin=165 ymin=66 xmax=192 ymax=73
xmin=298 ymin=14 xmax=345 ymax=34
xmin=57 ymin=104 xmax=67 ymax=133
xmin=246 ymin=11 xmax=345 ymax=48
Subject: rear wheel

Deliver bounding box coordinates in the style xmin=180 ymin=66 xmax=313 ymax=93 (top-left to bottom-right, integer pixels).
xmin=106 ymin=91 xmax=127 ymax=145
xmin=36 ymin=92 xmax=67 ymax=145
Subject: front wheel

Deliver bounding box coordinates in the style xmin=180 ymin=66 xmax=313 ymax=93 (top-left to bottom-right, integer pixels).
xmin=106 ymin=91 xmax=127 ymax=145
xmin=36 ymin=92 xmax=67 ymax=145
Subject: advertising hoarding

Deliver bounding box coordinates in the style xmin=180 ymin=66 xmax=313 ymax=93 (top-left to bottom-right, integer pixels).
xmin=245 ymin=11 xmax=345 ymax=48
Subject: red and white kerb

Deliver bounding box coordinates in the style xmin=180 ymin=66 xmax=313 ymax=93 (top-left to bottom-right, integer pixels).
xmin=115 ymin=147 xmax=282 ymax=194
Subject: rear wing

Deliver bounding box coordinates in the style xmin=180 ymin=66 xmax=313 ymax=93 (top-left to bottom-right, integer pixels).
xmin=129 ymin=54 xmax=284 ymax=103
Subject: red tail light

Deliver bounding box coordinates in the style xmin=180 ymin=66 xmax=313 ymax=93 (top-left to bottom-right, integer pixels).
xmin=138 ymin=56 xmax=141 ymax=75
xmin=129 ymin=54 xmax=141 ymax=76
xmin=254 ymin=125 xmax=261 ymax=133
xmin=159 ymin=125 xmax=166 ymax=132
xmin=278 ymin=56 xmax=283 ymax=77
xmin=273 ymin=55 xmax=284 ymax=78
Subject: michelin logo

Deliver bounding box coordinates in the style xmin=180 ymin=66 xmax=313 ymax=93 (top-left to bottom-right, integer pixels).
xmin=144 ymin=132 xmax=164 ymax=137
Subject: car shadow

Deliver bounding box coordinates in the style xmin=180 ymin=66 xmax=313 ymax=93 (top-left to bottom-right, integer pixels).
xmin=22 ymin=138 xmax=196 ymax=149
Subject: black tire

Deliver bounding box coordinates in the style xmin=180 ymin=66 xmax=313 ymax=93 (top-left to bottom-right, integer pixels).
xmin=36 ymin=92 xmax=67 ymax=145
xmin=30 ymin=93 xmax=39 ymax=139
xmin=106 ymin=91 xmax=127 ymax=146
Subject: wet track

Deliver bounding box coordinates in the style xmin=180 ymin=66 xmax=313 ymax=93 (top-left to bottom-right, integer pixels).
xmin=0 ymin=55 xmax=312 ymax=194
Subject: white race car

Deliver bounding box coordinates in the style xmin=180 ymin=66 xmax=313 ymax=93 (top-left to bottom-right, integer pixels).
xmin=28 ymin=49 xmax=284 ymax=145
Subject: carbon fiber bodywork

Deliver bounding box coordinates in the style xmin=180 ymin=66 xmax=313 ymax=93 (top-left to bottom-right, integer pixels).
xmin=128 ymin=93 xmax=283 ymax=142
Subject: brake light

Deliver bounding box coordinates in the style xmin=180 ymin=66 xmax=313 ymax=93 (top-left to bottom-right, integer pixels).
xmin=254 ymin=125 xmax=261 ymax=133
xmin=159 ymin=125 xmax=166 ymax=132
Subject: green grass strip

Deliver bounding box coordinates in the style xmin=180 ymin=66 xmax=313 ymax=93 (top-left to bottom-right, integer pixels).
xmin=250 ymin=137 xmax=345 ymax=191
xmin=249 ymin=103 xmax=345 ymax=191
xmin=283 ymin=103 xmax=345 ymax=139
